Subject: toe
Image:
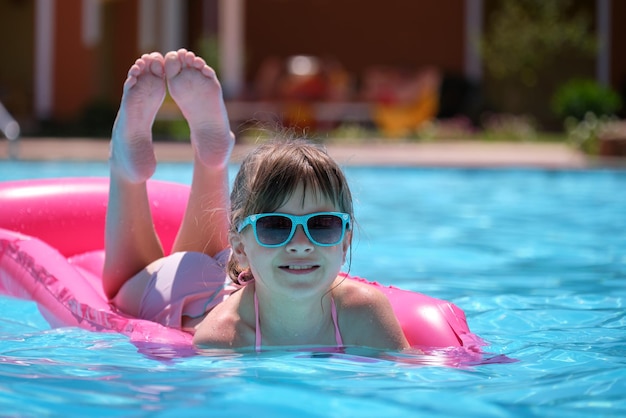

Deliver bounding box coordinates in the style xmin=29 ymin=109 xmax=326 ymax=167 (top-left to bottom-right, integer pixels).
xmin=149 ymin=58 xmax=164 ymax=77
xmin=164 ymin=52 xmax=182 ymax=78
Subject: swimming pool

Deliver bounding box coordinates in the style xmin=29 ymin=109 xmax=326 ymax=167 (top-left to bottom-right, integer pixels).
xmin=1 ymin=160 xmax=624 ymax=417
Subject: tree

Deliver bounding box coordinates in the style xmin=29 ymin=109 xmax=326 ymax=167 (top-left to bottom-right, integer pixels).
xmin=481 ymin=0 xmax=596 ymax=88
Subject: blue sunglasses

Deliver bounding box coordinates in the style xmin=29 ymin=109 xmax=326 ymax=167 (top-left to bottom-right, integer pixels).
xmin=238 ymin=212 xmax=351 ymax=248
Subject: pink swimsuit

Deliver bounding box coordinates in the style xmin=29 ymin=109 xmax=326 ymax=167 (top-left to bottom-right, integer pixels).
xmin=131 ymin=250 xmax=240 ymax=328
xmin=253 ymin=291 xmax=344 ymax=351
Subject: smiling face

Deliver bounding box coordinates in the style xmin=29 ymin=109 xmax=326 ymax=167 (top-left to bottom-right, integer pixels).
xmin=231 ymin=183 xmax=351 ymax=298
xmin=226 ymin=139 xmax=354 ymax=286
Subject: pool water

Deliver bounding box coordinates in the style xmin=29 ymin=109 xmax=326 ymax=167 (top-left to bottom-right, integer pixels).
xmin=1 ymin=160 xmax=625 ymax=417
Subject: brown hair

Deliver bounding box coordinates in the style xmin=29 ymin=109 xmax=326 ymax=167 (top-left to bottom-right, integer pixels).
xmin=227 ymin=138 xmax=354 ymax=283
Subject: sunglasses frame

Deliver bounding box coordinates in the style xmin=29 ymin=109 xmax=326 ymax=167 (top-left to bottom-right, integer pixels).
xmin=237 ymin=211 xmax=351 ymax=248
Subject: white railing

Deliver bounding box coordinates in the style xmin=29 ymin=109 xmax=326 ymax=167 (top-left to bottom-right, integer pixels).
xmin=0 ymin=101 xmax=20 ymax=159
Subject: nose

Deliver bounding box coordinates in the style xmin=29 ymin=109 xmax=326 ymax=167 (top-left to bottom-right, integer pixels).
xmin=285 ymin=225 xmax=314 ymax=252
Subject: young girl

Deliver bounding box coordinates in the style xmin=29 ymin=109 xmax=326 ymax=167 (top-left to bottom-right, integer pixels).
xmin=104 ymin=49 xmax=409 ymax=351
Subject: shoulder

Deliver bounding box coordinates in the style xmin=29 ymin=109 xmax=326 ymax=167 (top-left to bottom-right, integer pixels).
xmin=333 ymin=278 xmax=389 ymax=310
xmin=333 ymin=278 xmax=409 ymax=350
xmin=192 ymin=287 xmax=255 ymax=349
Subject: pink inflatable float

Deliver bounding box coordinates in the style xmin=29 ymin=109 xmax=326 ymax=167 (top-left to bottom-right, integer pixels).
xmin=0 ymin=177 xmax=482 ymax=350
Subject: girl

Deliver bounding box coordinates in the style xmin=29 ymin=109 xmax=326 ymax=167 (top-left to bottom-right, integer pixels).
xmin=104 ymin=49 xmax=409 ymax=351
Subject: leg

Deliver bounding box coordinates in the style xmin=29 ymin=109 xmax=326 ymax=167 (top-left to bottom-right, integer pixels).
xmin=103 ymin=52 xmax=167 ymax=299
xmin=164 ymin=49 xmax=234 ymax=256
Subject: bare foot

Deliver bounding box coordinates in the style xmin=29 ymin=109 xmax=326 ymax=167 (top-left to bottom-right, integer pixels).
xmin=164 ymin=49 xmax=234 ymax=167
xmin=110 ymin=52 xmax=166 ymax=183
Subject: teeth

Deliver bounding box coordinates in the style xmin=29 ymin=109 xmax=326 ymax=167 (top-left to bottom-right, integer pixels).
xmin=287 ymin=265 xmax=314 ymax=270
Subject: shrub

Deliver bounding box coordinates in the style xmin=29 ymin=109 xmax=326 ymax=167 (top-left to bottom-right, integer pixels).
xmin=552 ymin=79 xmax=622 ymax=121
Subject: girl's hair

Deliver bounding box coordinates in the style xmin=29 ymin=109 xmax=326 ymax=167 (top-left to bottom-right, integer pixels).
xmin=227 ymin=138 xmax=354 ymax=283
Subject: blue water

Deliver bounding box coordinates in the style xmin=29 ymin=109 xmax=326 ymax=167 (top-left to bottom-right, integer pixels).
xmin=1 ymin=160 xmax=625 ymax=417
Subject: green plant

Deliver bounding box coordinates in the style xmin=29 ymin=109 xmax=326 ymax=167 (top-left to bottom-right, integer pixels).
xmin=152 ymin=119 xmax=190 ymax=142
xmin=564 ymin=112 xmax=620 ymax=154
xmin=481 ymin=113 xmax=537 ymax=141
xmin=327 ymin=123 xmax=378 ymax=142
xmin=198 ymin=36 xmax=220 ymax=75
xmin=552 ymin=79 xmax=622 ymax=121
xmin=77 ymin=99 xmax=117 ymax=136
xmin=480 ymin=0 xmax=596 ymax=87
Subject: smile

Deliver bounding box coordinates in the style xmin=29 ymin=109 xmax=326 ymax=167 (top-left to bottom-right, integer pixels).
xmin=280 ymin=265 xmax=319 ymax=271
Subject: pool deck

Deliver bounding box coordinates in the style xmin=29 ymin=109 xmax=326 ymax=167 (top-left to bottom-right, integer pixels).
xmin=1 ymin=137 xmax=623 ymax=168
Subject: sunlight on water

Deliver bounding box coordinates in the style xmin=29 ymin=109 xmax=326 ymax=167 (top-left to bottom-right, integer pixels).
xmin=1 ymin=161 xmax=625 ymax=417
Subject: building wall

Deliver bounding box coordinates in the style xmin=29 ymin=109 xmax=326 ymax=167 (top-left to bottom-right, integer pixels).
xmin=103 ymin=0 xmax=140 ymax=105
xmin=245 ymin=0 xmax=465 ymax=81
xmin=0 ymin=0 xmax=35 ymax=120
xmin=54 ymin=0 xmax=98 ymax=120
xmin=611 ymin=0 xmax=626 ymax=98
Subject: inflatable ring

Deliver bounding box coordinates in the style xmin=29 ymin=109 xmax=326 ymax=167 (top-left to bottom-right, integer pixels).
xmin=0 ymin=178 xmax=482 ymax=350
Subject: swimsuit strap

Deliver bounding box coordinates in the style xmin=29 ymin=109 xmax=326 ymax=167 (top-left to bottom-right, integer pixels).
xmin=254 ymin=290 xmax=261 ymax=352
xmin=254 ymin=291 xmax=343 ymax=351
xmin=330 ymin=296 xmax=344 ymax=346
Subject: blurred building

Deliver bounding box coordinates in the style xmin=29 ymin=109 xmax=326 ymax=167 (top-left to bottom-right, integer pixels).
xmin=0 ymin=0 xmax=623 ymax=135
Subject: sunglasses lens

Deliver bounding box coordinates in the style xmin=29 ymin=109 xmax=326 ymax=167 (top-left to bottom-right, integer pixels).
xmin=256 ymin=215 xmax=293 ymax=246
xmin=251 ymin=213 xmax=347 ymax=247
xmin=307 ymin=214 xmax=344 ymax=245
